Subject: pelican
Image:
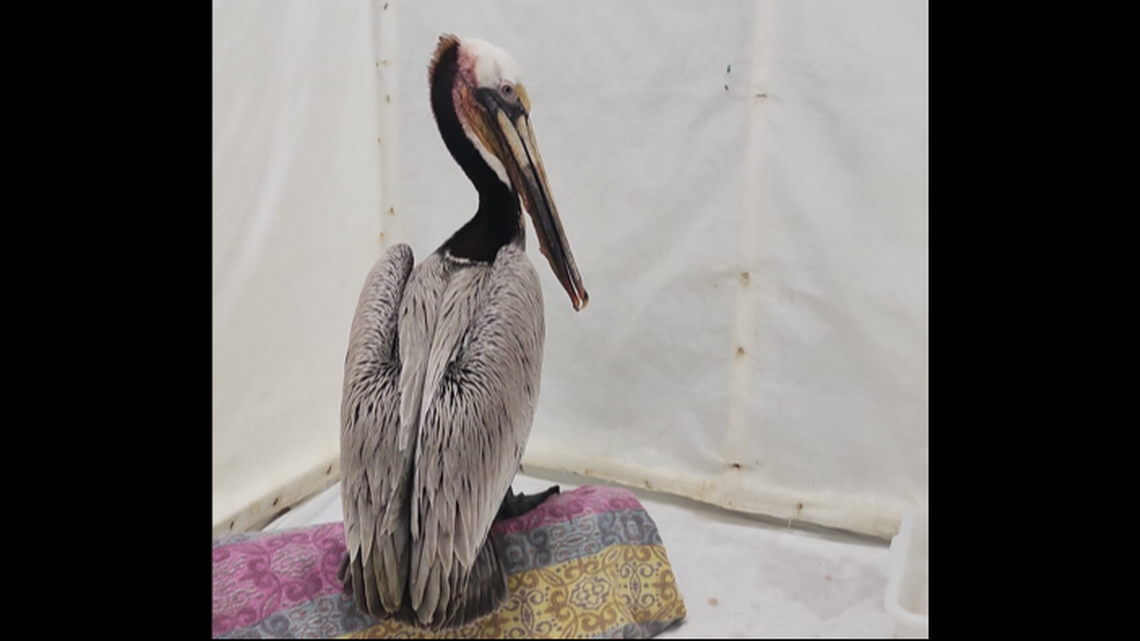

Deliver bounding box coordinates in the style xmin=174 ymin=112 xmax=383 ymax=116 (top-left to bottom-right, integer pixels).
xmin=337 ymin=34 xmax=588 ymax=629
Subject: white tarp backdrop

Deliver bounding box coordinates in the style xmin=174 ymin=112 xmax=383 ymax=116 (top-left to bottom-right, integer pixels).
xmin=213 ymin=0 xmax=928 ymax=539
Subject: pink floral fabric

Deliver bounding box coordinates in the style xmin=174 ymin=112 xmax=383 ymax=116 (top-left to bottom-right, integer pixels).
xmin=212 ymin=523 xmax=348 ymax=635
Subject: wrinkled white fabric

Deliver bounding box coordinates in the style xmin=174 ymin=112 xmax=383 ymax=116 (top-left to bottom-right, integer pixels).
xmin=212 ymin=0 xmax=386 ymax=531
xmin=213 ymin=0 xmax=928 ymax=538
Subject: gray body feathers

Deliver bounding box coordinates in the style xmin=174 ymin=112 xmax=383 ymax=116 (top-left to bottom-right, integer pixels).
xmin=340 ymin=241 xmax=545 ymax=629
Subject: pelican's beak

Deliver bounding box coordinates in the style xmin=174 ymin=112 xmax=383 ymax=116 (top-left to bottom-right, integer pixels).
xmin=476 ymin=88 xmax=588 ymax=311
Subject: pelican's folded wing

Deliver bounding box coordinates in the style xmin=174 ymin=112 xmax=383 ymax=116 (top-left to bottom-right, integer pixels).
xmin=340 ymin=243 xmax=415 ymax=617
xmin=408 ymin=245 xmax=546 ymax=628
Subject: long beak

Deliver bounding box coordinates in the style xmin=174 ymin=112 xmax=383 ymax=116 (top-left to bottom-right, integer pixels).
xmin=485 ymin=101 xmax=588 ymax=311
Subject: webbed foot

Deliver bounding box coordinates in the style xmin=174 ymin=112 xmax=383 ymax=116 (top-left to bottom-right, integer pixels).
xmin=495 ymin=485 xmax=560 ymax=521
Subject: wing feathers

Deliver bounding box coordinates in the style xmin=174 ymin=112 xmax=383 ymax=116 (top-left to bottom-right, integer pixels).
xmin=340 ymin=244 xmax=415 ymax=617
xmin=342 ymin=244 xmax=545 ymax=629
xmin=408 ymin=246 xmax=545 ymax=627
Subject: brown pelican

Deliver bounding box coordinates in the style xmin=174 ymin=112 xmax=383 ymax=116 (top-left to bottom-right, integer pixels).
xmin=337 ymin=34 xmax=587 ymax=629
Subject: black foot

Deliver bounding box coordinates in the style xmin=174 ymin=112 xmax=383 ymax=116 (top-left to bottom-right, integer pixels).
xmin=496 ymin=485 xmax=560 ymax=521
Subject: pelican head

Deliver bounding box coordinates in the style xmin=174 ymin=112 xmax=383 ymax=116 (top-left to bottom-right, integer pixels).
xmin=429 ymin=34 xmax=588 ymax=311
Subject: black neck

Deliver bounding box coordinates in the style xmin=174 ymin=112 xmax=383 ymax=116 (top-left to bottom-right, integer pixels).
xmin=430 ymin=45 xmax=523 ymax=262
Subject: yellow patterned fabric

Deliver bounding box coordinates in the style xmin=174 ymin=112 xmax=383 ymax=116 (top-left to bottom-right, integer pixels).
xmin=343 ymin=544 xmax=684 ymax=639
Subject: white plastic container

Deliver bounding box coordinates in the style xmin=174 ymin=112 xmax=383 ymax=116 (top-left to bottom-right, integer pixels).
xmin=885 ymin=505 xmax=928 ymax=638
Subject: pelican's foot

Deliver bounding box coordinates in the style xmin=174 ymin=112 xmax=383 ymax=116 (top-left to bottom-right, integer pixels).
xmin=496 ymin=485 xmax=560 ymax=521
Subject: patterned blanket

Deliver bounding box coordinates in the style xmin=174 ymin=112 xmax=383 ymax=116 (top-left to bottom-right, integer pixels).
xmin=212 ymin=486 xmax=687 ymax=638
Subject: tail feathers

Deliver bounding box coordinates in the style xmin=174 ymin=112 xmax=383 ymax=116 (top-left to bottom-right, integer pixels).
xmin=440 ymin=534 xmax=509 ymax=629
xmin=342 ymin=535 xmax=509 ymax=630
xmin=341 ymin=545 xmax=410 ymax=620
xmin=337 ymin=552 xmax=349 ymax=583
xmin=362 ymin=552 xmax=384 ymax=616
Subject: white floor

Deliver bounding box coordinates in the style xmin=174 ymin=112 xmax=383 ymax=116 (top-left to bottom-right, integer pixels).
xmin=265 ymin=468 xmax=899 ymax=637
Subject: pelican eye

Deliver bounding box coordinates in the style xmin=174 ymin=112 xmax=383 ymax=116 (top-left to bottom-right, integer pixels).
xmin=500 ymin=82 xmax=517 ymax=101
